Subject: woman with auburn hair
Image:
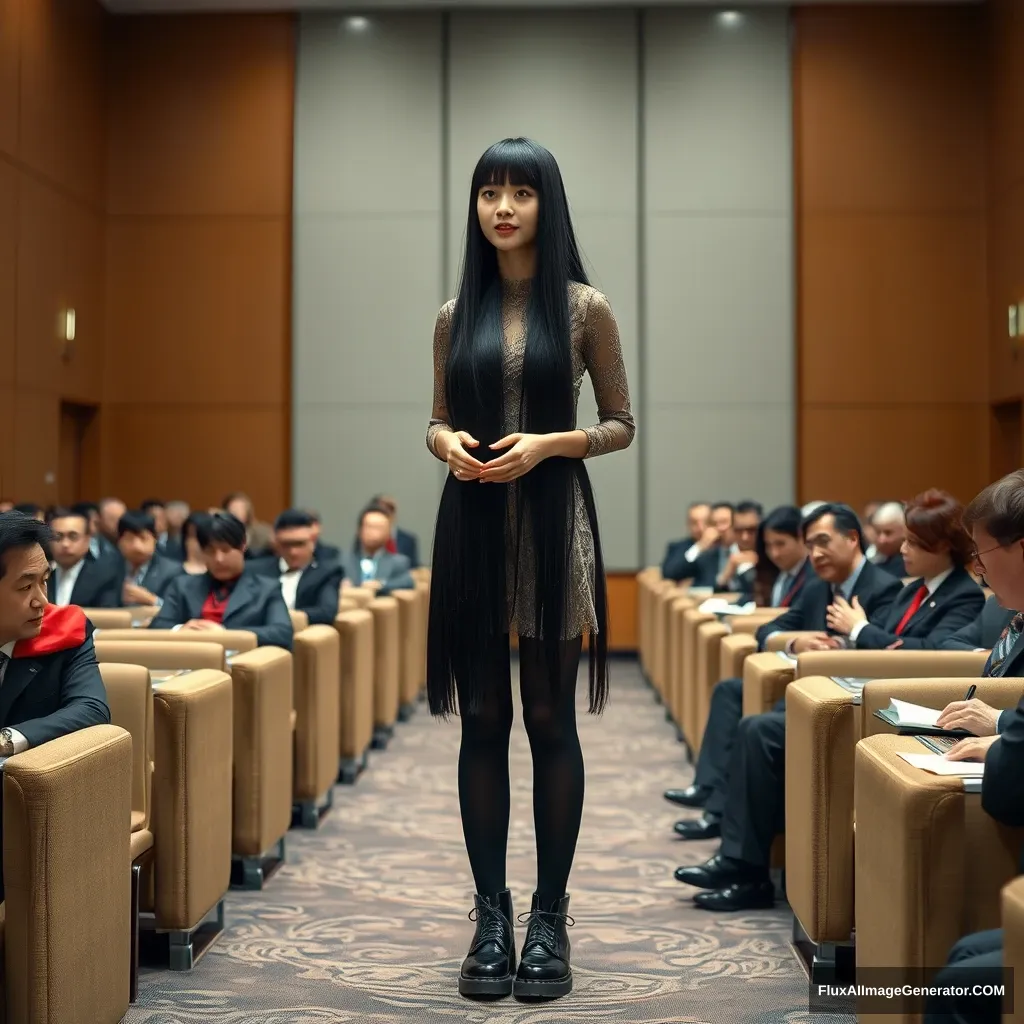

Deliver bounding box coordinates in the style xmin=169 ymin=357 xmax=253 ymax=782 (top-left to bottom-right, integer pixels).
xmin=826 ymin=488 xmax=985 ymax=649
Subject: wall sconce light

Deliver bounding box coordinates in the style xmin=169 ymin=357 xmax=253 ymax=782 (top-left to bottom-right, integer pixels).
xmin=59 ymin=308 xmax=76 ymax=362
xmin=64 ymin=309 xmax=76 ymax=343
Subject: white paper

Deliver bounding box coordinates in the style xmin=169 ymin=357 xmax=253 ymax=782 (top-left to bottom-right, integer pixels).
xmin=698 ymin=598 xmax=755 ymax=616
xmin=897 ymin=752 xmax=984 ymax=777
xmin=889 ymin=698 xmax=942 ymax=728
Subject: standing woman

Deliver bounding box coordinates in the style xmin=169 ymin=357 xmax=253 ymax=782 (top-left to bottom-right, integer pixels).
xmin=426 ymin=138 xmax=635 ymax=1001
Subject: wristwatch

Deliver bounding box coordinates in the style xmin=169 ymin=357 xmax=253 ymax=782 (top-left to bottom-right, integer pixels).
xmin=0 ymin=728 xmax=14 ymax=757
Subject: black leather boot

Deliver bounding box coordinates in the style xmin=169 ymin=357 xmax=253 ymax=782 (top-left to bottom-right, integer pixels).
xmin=459 ymin=890 xmax=516 ymax=997
xmin=513 ymin=893 xmax=574 ymax=999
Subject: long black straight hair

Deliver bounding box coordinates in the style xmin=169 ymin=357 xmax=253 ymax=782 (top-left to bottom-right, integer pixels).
xmin=427 ymin=138 xmax=609 ymax=719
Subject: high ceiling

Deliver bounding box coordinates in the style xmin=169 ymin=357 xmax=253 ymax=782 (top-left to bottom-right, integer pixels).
xmin=101 ymin=0 xmax=980 ymax=12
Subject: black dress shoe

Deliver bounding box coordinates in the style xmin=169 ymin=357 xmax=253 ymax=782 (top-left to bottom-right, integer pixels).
xmin=459 ymin=890 xmax=516 ymax=997
xmin=673 ymin=814 xmax=721 ymax=840
xmin=693 ymin=881 xmax=776 ymax=912
xmin=513 ymin=893 xmax=573 ymax=999
xmin=664 ymin=785 xmax=710 ymax=809
xmin=674 ymin=853 xmax=752 ymax=890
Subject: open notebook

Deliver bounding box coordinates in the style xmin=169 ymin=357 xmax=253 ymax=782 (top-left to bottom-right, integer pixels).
xmin=698 ymin=598 xmax=756 ymax=616
xmin=874 ymin=698 xmax=971 ymax=737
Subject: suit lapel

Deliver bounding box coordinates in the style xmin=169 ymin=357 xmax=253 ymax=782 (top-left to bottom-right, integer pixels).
xmin=184 ymin=575 xmax=208 ymax=621
xmin=71 ymin=557 xmax=98 ymax=605
xmin=0 ymin=659 xmax=41 ymax=727
xmin=295 ymin=565 xmax=317 ymax=604
xmin=223 ymin=574 xmax=256 ymax=626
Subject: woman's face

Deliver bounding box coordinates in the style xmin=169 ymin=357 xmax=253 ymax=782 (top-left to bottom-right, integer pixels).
xmin=477 ymin=179 xmax=538 ymax=252
xmin=764 ymin=529 xmax=806 ymax=574
xmin=902 ymin=532 xmax=949 ymax=579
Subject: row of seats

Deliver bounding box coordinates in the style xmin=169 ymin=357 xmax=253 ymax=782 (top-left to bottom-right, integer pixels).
xmin=2 ymin=568 xmax=430 ymax=1024
xmin=637 ymin=569 xmax=1024 ymax=1021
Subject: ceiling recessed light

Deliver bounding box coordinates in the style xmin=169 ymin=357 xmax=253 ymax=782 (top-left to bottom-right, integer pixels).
xmin=344 ymin=15 xmax=370 ymax=33
xmin=717 ymin=11 xmax=744 ymax=28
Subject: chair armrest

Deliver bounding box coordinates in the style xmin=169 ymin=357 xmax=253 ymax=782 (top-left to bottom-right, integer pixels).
xmin=796 ymin=649 xmax=989 ymax=682
xmin=1002 ymin=877 xmax=1024 ymax=1020
xmin=742 ymin=651 xmax=795 ymax=715
xmin=720 ymin=633 xmax=758 ymax=678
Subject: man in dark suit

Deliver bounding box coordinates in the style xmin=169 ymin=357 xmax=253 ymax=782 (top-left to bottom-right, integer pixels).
xmin=150 ymin=512 xmax=293 ymax=650
xmin=942 ymin=592 xmax=1016 ymax=653
xmin=250 ymin=509 xmax=343 ymax=626
xmin=660 ymin=501 xmax=710 ymax=578
xmin=117 ymin=509 xmax=183 ymax=607
xmin=672 ymin=504 xmax=902 ymax=909
xmin=870 ymin=501 xmax=907 ymax=578
xmin=662 ymin=502 xmax=736 ymax=586
xmin=715 ymin=501 xmax=762 ymax=595
xmin=922 ymin=470 xmax=1024 ymax=1021
xmin=344 ymin=504 xmax=415 ymax=595
xmin=47 ymin=508 xmax=122 ymax=609
xmin=0 ymin=511 xmax=111 ymax=899
xmin=302 ymin=509 xmax=340 ymax=564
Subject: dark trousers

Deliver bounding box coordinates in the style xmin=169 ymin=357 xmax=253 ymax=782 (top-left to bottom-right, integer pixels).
xmin=923 ymin=929 xmax=1004 ymax=1023
xmin=694 ymin=677 xmax=743 ymax=815
xmin=718 ymin=708 xmax=786 ymax=869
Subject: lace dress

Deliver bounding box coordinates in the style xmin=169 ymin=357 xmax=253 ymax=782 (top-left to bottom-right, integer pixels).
xmin=426 ymin=278 xmax=635 ymax=638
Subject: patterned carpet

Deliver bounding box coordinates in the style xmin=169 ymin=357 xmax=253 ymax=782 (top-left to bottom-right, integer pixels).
xmin=126 ymin=657 xmax=850 ymax=1024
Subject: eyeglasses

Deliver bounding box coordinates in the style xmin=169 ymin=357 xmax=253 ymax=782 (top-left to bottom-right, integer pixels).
xmin=970 ymin=542 xmax=1009 ymax=570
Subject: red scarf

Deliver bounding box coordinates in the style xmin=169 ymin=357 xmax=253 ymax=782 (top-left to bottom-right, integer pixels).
xmin=12 ymin=604 xmax=87 ymax=658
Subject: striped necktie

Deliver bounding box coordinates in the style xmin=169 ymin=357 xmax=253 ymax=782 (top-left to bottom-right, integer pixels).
xmin=986 ymin=612 xmax=1024 ymax=676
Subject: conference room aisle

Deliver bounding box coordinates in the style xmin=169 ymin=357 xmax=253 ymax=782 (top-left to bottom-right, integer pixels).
xmin=127 ymin=659 xmax=846 ymax=1024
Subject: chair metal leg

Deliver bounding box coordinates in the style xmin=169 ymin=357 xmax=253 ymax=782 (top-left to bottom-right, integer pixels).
xmin=130 ymin=861 xmax=141 ymax=1002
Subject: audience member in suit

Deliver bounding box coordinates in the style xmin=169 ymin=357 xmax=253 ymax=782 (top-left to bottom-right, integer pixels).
xmin=12 ymin=503 xmax=43 ymax=522
xmin=140 ymin=498 xmax=172 ymax=553
xmin=0 ymin=501 xmax=11 ymax=514
xmin=861 ymin=500 xmax=882 ymax=560
xmin=662 ymin=502 xmax=735 ymax=585
xmin=117 ymin=509 xmax=183 ymax=607
xmin=71 ymin=501 xmax=118 ymax=564
xmin=671 ymin=505 xmax=901 ymax=880
xmin=0 ymin=512 xmax=111 ymax=899
xmin=46 ymin=509 xmax=122 ymax=608
xmin=942 ymin=592 xmax=1017 ymax=653
xmin=714 ymin=501 xmax=762 ymax=596
xmin=343 ymin=503 xmax=415 ymax=595
xmin=151 ymin=512 xmax=293 ymax=650
xmin=825 ymin=489 xmax=984 ymax=651
xmin=665 ymin=504 xmax=812 ymax=809
xmin=922 ymin=471 xmax=1024 ymax=1022
xmin=660 ymin=501 xmax=711 ymax=578
xmin=97 ymin=497 xmax=127 ymax=548
xmin=250 ymin=509 xmax=343 ymax=626
xmin=223 ymin=491 xmax=274 ymax=559
xmin=870 ymin=501 xmax=907 ymax=577
xmin=302 ymin=509 xmax=341 ymax=563
xmin=180 ymin=512 xmax=213 ymax=575
xmin=372 ymin=494 xmax=421 ymax=569
xmin=163 ymin=500 xmax=190 ymax=562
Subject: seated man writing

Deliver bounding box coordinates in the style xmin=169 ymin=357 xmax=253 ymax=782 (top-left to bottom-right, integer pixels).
xmin=151 ymin=512 xmax=293 ymax=650
xmin=674 ymin=493 xmax=988 ymax=912
xmin=250 ymin=509 xmax=343 ymax=626
xmin=668 ymin=504 xmax=900 ymax=845
xmin=0 ymin=511 xmax=112 ymax=900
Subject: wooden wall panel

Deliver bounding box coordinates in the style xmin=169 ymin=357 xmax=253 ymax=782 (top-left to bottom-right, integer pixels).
xmin=794 ymin=6 xmax=988 ymax=508
xmin=103 ymin=14 xmax=294 ymax=517
xmin=0 ymin=0 xmax=19 ymax=159
xmin=987 ymin=0 xmax=1024 ymax=413
xmin=606 ymin=573 xmax=638 ymax=652
xmin=0 ymin=159 xmax=15 ymax=389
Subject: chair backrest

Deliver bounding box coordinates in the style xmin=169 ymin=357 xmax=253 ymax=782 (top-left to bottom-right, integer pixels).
xmin=99 ymin=662 xmax=154 ymax=832
xmin=93 ymin=628 xmax=258 ymax=654
xmin=4 ymin=725 xmax=132 ymax=1024
xmin=95 ymin=639 xmax=226 ymax=673
xmin=289 ymin=609 xmax=309 ymax=632
xmin=83 ymin=608 xmax=134 ymax=630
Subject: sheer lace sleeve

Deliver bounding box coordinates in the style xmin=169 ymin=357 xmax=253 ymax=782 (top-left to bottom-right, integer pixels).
xmin=426 ymin=300 xmax=455 ymax=461
xmin=580 ymin=289 xmax=635 ymax=458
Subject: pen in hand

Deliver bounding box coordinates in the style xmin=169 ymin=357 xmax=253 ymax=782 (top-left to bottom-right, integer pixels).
xmin=964 ymin=684 xmax=977 ymax=702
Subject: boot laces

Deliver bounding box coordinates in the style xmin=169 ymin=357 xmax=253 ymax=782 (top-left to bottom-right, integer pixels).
xmin=468 ymin=901 xmax=508 ymax=945
xmin=516 ymin=908 xmax=575 ymax=953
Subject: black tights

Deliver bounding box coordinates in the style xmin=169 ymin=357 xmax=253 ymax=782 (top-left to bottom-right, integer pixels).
xmin=457 ymin=635 xmax=585 ymax=908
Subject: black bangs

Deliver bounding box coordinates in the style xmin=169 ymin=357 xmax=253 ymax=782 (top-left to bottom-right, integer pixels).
xmin=471 ymin=138 xmax=544 ymax=192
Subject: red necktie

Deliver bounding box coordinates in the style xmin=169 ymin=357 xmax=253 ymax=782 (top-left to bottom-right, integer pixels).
xmin=894 ymin=584 xmax=929 ymax=636
xmin=386 ymin=537 xmax=397 ymax=554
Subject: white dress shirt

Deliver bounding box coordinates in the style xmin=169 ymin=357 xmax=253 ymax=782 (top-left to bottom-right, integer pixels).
xmin=0 ymin=640 xmax=30 ymax=754
xmin=53 ymin=559 xmax=86 ymax=607
xmin=278 ymin=557 xmax=304 ymax=611
xmin=848 ymin=567 xmax=953 ymax=644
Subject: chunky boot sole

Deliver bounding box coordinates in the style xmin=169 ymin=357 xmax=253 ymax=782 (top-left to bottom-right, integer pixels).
xmin=513 ymin=970 xmax=572 ymax=999
xmin=459 ymin=971 xmax=515 ymax=998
